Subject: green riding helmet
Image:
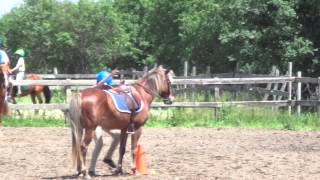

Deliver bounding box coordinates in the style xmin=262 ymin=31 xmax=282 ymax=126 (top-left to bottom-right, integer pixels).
xmin=14 ymin=49 xmax=26 ymax=57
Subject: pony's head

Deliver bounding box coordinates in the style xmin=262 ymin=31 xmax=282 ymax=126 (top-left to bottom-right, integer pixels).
xmin=139 ymin=65 xmax=175 ymax=104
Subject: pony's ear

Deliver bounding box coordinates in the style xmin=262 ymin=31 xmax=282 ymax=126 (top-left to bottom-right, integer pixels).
xmin=148 ymin=66 xmax=157 ymax=73
xmin=165 ymin=69 xmax=175 ymax=77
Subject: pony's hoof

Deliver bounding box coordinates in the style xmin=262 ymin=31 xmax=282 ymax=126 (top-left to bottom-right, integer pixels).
xmin=77 ymin=171 xmax=84 ymax=177
xmin=103 ymin=158 xmax=117 ymax=169
xmin=130 ymin=168 xmax=137 ymax=175
xmin=77 ymin=171 xmax=92 ymax=179
xmin=88 ymin=171 xmax=98 ymax=177
xmin=84 ymin=174 xmax=92 ymax=179
xmin=113 ymin=169 xmax=128 ymax=176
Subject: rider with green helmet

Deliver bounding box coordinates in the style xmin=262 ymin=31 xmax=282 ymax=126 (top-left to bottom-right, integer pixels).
xmin=10 ymin=48 xmax=27 ymax=96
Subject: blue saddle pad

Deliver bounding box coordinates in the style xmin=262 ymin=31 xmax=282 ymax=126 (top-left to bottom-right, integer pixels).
xmin=105 ymin=90 xmax=143 ymax=113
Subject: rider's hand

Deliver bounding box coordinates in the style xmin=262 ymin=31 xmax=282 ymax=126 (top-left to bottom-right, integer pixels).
xmin=111 ymin=69 xmax=120 ymax=77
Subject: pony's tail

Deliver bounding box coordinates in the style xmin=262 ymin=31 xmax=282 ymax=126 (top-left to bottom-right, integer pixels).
xmin=43 ymin=86 xmax=52 ymax=103
xmin=69 ymin=93 xmax=83 ymax=168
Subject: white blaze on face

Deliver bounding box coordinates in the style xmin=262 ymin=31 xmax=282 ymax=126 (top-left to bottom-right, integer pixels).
xmin=168 ymin=71 xmax=174 ymax=84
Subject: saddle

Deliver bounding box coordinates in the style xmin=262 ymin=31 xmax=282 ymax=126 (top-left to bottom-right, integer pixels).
xmin=103 ymin=84 xmax=142 ymax=134
xmin=104 ymin=85 xmax=142 ymax=113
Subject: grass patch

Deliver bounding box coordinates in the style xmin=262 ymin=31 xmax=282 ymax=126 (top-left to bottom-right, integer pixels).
xmin=146 ymin=107 xmax=320 ymax=131
xmin=2 ymin=107 xmax=320 ymax=131
xmin=2 ymin=116 xmax=66 ymax=127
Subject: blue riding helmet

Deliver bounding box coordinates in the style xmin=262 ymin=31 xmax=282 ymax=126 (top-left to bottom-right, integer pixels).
xmin=96 ymin=70 xmax=113 ymax=86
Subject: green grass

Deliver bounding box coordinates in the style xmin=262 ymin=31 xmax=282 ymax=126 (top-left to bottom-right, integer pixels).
xmin=2 ymin=116 xmax=66 ymax=127
xmin=146 ymin=107 xmax=320 ymax=131
xmin=13 ymin=89 xmax=66 ymax=104
xmin=2 ymin=107 xmax=320 ymax=130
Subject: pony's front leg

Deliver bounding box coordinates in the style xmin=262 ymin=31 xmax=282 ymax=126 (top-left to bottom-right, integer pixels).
xmin=115 ymin=129 xmax=128 ymax=175
xmin=78 ymin=129 xmax=94 ymax=179
xmin=130 ymin=127 xmax=142 ymax=174
xmin=30 ymin=94 xmax=39 ymax=115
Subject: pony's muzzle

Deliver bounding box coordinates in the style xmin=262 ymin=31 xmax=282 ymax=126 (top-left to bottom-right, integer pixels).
xmin=163 ymin=95 xmax=174 ymax=105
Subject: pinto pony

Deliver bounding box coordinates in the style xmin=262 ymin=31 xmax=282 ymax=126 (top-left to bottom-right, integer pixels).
xmin=69 ymin=66 xmax=174 ymax=178
xmin=10 ymin=74 xmax=52 ymax=104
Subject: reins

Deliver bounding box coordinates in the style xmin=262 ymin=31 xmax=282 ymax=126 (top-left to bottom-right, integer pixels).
xmin=133 ymin=83 xmax=159 ymax=98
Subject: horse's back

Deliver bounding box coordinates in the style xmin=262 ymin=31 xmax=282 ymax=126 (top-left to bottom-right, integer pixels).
xmin=80 ymin=87 xmax=130 ymax=130
xmin=26 ymin=74 xmax=42 ymax=80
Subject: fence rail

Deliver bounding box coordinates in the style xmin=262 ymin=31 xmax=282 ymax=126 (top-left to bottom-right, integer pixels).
xmin=8 ymin=100 xmax=320 ymax=111
xmin=12 ymin=76 xmax=304 ymax=86
xmin=8 ymin=75 xmax=320 ymax=115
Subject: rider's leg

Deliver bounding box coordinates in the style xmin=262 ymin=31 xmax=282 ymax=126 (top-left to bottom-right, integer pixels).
xmin=3 ymin=72 xmax=8 ymax=88
xmin=89 ymin=126 xmax=104 ymax=174
xmin=4 ymin=73 xmax=13 ymax=102
xmin=103 ymin=130 xmax=121 ymax=168
xmin=16 ymin=71 xmax=24 ymax=95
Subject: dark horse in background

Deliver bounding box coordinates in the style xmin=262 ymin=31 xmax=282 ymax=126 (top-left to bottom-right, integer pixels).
xmin=0 ymin=68 xmax=9 ymax=124
xmin=9 ymin=74 xmax=52 ymax=115
xmin=68 ymin=65 xmax=174 ymax=178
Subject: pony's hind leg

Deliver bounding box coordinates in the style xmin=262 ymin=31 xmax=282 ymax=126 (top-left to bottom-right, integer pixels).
xmin=130 ymin=127 xmax=142 ymax=174
xmin=35 ymin=94 xmax=45 ymax=116
xmin=115 ymin=129 xmax=129 ymax=175
xmin=78 ymin=129 xmax=94 ymax=179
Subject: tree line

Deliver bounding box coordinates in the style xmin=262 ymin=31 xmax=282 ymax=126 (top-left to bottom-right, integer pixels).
xmin=0 ymin=0 xmax=319 ymax=76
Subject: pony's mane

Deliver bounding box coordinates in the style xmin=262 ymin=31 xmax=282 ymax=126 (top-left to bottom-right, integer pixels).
xmin=136 ymin=66 xmax=167 ymax=94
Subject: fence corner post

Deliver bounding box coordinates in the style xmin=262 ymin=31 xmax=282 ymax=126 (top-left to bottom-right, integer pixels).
xmin=288 ymin=62 xmax=293 ymax=115
xmin=318 ymin=77 xmax=320 ymax=114
xmin=296 ymin=71 xmax=302 ymax=115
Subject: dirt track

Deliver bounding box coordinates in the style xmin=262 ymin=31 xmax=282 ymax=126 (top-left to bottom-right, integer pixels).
xmin=0 ymin=128 xmax=320 ymax=180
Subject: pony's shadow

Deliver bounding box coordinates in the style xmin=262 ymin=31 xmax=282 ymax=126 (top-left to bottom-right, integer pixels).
xmin=42 ymin=173 xmax=128 ymax=179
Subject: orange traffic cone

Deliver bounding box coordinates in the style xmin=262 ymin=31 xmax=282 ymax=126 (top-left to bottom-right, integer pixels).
xmin=135 ymin=144 xmax=148 ymax=175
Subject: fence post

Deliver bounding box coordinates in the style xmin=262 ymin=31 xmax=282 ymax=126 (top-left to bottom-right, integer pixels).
xmin=206 ymin=66 xmax=211 ymax=77
xmin=53 ymin=67 xmax=58 ymax=75
xmin=318 ymin=77 xmax=320 ymax=114
xmin=132 ymin=68 xmax=136 ymax=79
xmin=288 ymin=62 xmax=293 ymax=115
xmin=143 ymin=66 xmax=148 ymax=75
xmin=296 ymin=71 xmax=302 ymax=115
xmin=191 ymin=66 xmax=197 ymax=99
xmin=183 ymin=61 xmax=188 ymax=99
xmin=65 ymin=79 xmax=72 ymax=104
xmin=272 ymin=68 xmax=280 ymax=110
xmin=277 ymin=71 xmax=288 ymax=100
xmin=263 ymin=66 xmax=277 ymax=101
xmin=184 ymin=61 xmax=188 ymax=77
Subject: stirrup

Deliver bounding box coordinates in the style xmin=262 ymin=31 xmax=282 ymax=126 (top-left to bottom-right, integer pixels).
xmin=126 ymin=129 xmax=135 ymax=135
xmin=5 ymin=96 xmax=13 ymax=103
xmin=127 ymin=122 xmax=134 ymax=135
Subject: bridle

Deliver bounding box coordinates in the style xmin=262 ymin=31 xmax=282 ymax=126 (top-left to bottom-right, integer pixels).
xmin=134 ymin=70 xmax=173 ymax=101
xmin=134 ymin=83 xmax=159 ymax=97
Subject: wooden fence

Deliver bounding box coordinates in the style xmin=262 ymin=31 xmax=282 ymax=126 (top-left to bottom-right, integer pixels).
xmin=8 ymin=74 xmax=320 ymax=115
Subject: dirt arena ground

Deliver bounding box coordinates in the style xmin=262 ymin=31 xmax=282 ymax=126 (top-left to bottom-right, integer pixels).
xmin=0 ymin=128 xmax=320 ymax=180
